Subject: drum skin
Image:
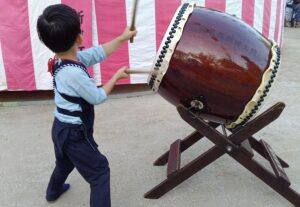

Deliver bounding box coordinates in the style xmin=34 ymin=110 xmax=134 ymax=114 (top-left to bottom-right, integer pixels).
xmin=155 ymin=6 xmax=274 ymax=125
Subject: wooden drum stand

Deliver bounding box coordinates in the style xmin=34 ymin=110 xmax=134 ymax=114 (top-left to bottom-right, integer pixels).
xmin=145 ymin=102 xmax=300 ymax=206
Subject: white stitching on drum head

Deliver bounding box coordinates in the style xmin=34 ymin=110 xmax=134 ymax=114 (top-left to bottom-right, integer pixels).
xmin=148 ymin=2 xmax=195 ymax=91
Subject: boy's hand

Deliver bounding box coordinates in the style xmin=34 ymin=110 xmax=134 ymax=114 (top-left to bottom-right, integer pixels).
xmin=119 ymin=27 xmax=137 ymax=42
xmin=103 ymin=27 xmax=137 ymax=57
xmin=103 ymin=66 xmax=129 ymax=95
xmin=115 ymin=66 xmax=130 ymax=80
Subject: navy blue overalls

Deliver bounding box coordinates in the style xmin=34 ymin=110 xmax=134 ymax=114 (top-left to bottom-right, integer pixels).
xmin=46 ymin=60 xmax=111 ymax=207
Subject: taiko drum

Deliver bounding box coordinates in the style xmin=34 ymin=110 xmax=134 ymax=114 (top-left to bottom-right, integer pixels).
xmin=148 ymin=2 xmax=281 ymax=128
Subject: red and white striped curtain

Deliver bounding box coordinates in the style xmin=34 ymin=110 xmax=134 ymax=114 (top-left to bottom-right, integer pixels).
xmin=0 ymin=0 xmax=286 ymax=91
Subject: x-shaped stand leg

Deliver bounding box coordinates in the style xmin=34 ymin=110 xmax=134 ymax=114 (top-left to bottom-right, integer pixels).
xmin=144 ymin=102 xmax=300 ymax=206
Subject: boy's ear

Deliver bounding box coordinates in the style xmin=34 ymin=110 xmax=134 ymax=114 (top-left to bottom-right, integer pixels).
xmin=76 ymin=34 xmax=83 ymax=46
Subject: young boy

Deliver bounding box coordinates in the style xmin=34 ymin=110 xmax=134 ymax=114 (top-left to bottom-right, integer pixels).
xmin=37 ymin=4 xmax=136 ymax=207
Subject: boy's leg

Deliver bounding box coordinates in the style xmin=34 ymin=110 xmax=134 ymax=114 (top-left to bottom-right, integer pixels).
xmin=65 ymin=138 xmax=110 ymax=207
xmin=46 ymin=146 xmax=74 ymax=201
xmin=46 ymin=120 xmax=75 ymax=201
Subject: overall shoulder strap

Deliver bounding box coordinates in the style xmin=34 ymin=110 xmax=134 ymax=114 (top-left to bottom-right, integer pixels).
xmin=52 ymin=59 xmax=91 ymax=107
xmin=52 ymin=59 xmax=90 ymax=89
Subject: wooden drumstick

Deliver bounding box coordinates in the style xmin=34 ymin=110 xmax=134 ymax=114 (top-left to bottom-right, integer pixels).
xmin=126 ymin=69 xmax=152 ymax=74
xmin=126 ymin=69 xmax=158 ymax=75
xmin=130 ymin=0 xmax=139 ymax=43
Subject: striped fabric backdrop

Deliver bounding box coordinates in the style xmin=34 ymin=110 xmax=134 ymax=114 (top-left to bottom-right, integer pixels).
xmin=0 ymin=0 xmax=286 ymax=91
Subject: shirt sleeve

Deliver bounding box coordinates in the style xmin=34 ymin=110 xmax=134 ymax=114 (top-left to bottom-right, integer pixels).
xmin=77 ymin=45 xmax=107 ymax=67
xmin=66 ymin=67 xmax=107 ymax=105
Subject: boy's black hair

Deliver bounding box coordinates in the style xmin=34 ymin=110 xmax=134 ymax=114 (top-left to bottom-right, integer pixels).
xmin=37 ymin=4 xmax=81 ymax=53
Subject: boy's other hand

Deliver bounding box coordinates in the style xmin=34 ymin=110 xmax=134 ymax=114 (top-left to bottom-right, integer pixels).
xmin=115 ymin=66 xmax=130 ymax=80
xmin=103 ymin=66 xmax=129 ymax=95
xmin=103 ymin=27 xmax=137 ymax=57
xmin=119 ymin=27 xmax=137 ymax=42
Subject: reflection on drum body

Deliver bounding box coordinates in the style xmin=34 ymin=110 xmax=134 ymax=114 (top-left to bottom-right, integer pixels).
xmin=148 ymin=2 xmax=280 ymax=128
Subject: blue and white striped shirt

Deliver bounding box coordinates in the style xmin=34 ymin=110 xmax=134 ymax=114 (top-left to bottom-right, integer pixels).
xmin=54 ymin=45 xmax=107 ymax=124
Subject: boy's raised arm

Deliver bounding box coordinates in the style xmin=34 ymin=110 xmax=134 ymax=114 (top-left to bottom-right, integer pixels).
xmin=102 ymin=27 xmax=137 ymax=57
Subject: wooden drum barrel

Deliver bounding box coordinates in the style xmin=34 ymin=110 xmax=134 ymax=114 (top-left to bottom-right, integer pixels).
xmin=148 ymin=2 xmax=281 ymax=128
